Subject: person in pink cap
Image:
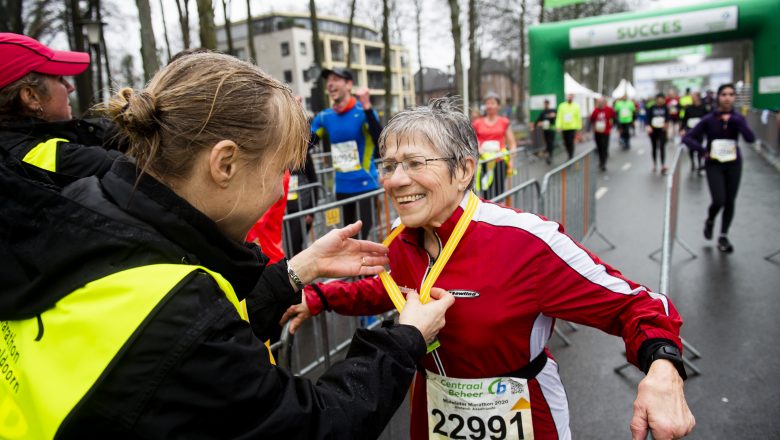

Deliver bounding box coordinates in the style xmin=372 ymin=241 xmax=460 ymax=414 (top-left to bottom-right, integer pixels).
xmin=0 ymin=33 xmax=120 ymax=181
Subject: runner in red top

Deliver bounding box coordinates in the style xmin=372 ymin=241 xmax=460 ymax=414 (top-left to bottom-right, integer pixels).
xmin=589 ymin=97 xmax=616 ymax=171
xmin=471 ymin=93 xmax=516 ymax=198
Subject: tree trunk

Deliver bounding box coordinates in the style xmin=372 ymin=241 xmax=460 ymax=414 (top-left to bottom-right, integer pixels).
xmin=382 ymin=0 xmax=392 ymax=120
xmin=539 ymin=0 xmax=545 ymax=24
xmin=517 ymin=0 xmax=527 ymax=123
xmin=1 ymin=0 xmax=24 ymax=33
xmin=196 ymin=0 xmax=216 ymax=49
xmin=309 ymin=0 xmax=327 ymax=111
xmin=159 ymin=0 xmax=173 ymax=62
xmin=68 ymin=0 xmax=94 ymax=115
xmin=414 ymin=0 xmax=424 ymax=105
xmin=346 ymin=0 xmax=357 ymax=70
xmin=96 ymin=0 xmax=112 ymax=94
xmin=222 ymin=0 xmax=234 ymax=55
xmin=246 ymin=0 xmax=257 ymax=61
xmin=175 ymin=0 xmax=191 ymax=50
xmin=447 ymin=0 xmax=464 ymax=105
xmin=135 ymin=0 xmax=160 ymax=82
xmin=468 ymin=0 xmax=478 ymax=109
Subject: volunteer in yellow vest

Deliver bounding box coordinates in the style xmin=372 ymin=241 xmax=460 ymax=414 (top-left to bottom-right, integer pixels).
xmin=0 ymin=51 xmax=454 ymax=439
xmin=614 ymin=95 xmax=637 ymax=150
xmin=0 ymin=33 xmax=120 ymax=182
xmin=555 ymin=94 xmax=582 ymax=160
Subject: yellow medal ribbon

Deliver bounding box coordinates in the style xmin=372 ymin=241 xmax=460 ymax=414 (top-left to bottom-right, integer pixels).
xmin=379 ymin=192 xmax=479 ymax=351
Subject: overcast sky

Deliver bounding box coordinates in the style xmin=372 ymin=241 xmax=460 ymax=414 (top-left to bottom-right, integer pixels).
xmin=94 ymin=0 xmax=712 ymax=83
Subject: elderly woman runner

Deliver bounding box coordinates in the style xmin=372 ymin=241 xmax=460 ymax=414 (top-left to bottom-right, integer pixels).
xmin=0 ymin=52 xmax=455 ymax=438
xmin=285 ymin=98 xmax=695 ymax=439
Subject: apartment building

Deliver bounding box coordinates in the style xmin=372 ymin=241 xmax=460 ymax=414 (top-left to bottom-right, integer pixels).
xmin=217 ymin=13 xmax=415 ymax=116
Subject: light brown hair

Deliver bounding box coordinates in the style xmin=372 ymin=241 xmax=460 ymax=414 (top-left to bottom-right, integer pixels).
xmin=104 ymin=52 xmax=308 ymax=181
xmin=0 ymin=72 xmax=49 ymax=120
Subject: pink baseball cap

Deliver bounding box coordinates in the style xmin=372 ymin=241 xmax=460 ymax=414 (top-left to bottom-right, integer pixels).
xmin=0 ymin=33 xmax=90 ymax=88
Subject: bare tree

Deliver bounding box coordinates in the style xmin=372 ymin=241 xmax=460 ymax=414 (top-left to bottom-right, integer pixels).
xmin=135 ymin=0 xmax=160 ymax=82
xmin=175 ymin=0 xmax=191 ymax=49
xmin=159 ymin=0 xmax=173 ymax=62
xmin=517 ymin=0 xmax=527 ymax=122
xmin=196 ymin=0 xmax=216 ymax=49
xmin=346 ymin=0 xmax=357 ymax=70
xmin=382 ymin=0 xmax=391 ymax=119
xmin=413 ymin=0 xmax=424 ymax=105
xmin=246 ymin=0 xmax=256 ymax=61
xmin=309 ymin=0 xmax=327 ymax=111
xmin=222 ymin=0 xmax=234 ymax=55
xmin=447 ymin=0 xmax=464 ymax=102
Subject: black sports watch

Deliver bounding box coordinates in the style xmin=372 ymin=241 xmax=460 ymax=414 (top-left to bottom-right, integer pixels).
xmin=647 ymin=345 xmax=687 ymax=380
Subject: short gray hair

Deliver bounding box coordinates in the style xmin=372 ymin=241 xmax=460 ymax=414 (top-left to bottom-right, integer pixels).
xmin=379 ymin=97 xmax=478 ymax=190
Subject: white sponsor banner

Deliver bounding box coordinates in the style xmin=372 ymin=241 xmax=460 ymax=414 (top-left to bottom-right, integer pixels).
xmin=530 ymin=94 xmax=557 ymax=110
xmin=758 ymin=76 xmax=780 ymax=94
xmin=633 ymin=58 xmax=732 ymax=82
xmin=570 ymin=6 xmax=738 ymax=49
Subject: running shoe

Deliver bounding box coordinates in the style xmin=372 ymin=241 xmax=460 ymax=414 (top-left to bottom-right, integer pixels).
xmin=703 ymin=219 xmax=714 ymax=240
xmin=661 ymin=166 xmax=668 ymax=175
xmin=718 ymin=236 xmax=734 ymax=253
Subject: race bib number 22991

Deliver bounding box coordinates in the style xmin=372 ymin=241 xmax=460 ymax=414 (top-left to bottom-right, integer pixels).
xmin=426 ymin=371 xmax=533 ymax=439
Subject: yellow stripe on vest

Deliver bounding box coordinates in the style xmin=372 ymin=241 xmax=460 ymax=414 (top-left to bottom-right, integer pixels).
xmin=0 ymin=264 xmax=252 ymax=439
xmin=21 ymin=138 xmax=68 ymax=172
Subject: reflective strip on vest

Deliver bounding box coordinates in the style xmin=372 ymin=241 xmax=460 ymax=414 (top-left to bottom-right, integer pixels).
xmin=21 ymin=138 xmax=69 ymax=172
xmin=0 ymin=264 xmax=246 ymax=439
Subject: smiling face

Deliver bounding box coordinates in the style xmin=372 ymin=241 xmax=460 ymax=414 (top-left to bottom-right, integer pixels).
xmin=382 ymin=134 xmax=473 ymax=230
xmin=325 ymin=73 xmax=352 ymax=105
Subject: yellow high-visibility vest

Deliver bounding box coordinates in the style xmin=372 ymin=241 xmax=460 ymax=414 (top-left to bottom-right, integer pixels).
xmin=21 ymin=138 xmax=69 ymax=172
xmin=0 ymin=264 xmax=262 ymax=439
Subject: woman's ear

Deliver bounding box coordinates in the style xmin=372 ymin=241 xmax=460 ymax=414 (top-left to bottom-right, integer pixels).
xmin=19 ymin=86 xmax=42 ymax=114
xmin=209 ymin=140 xmax=240 ymax=188
xmin=456 ymin=157 xmax=476 ymax=191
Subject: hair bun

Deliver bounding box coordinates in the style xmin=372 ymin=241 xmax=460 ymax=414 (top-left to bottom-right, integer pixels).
xmin=112 ymin=87 xmax=160 ymax=137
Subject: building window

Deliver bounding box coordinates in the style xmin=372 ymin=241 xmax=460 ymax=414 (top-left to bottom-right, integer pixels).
xmin=330 ymin=40 xmax=345 ymax=62
xmin=284 ymin=70 xmax=293 ymax=84
xmin=365 ymin=47 xmax=382 ymax=66
xmin=281 ymin=42 xmax=290 ymax=57
xmin=367 ymin=71 xmax=384 ymax=90
xmin=299 ymin=41 xmax=307 ymax=55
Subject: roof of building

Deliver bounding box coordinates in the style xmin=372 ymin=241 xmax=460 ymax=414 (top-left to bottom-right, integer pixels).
xmin=414 ymin=67 xmax=454 ymax=93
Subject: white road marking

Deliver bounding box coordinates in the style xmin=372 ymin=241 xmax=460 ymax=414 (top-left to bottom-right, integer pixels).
xmin=621 ymin=162 xmax=632 ymax=171
xmin=637 ymin=149 xmax=645 ymax=155
xmin=595 ymin=187 xmax=608 ymax=200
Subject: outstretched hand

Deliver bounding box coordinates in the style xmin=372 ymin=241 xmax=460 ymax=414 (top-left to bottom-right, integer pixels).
xmin=287 ymin=221 xmax=389 ymax=286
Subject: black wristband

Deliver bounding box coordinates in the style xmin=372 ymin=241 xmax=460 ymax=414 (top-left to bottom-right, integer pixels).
xmin=310 ymin=283 xmax=330 ymax=311
xmin=647 ymin=345 xmax=687 ymax=380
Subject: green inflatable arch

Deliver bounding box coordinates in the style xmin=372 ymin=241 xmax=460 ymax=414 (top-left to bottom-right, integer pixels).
xmin=528 ymin=0 xmax=780 ymax=119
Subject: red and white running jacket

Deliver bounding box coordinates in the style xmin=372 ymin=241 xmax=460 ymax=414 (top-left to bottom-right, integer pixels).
xmin=304 ymin=195 xmax=684 ymax=440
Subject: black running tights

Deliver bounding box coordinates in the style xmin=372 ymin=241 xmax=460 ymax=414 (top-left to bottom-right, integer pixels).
xmin=650 ymin=129 xmax=667 ymax=166
xmin=705 ymin=160 xmax=742 ymax=235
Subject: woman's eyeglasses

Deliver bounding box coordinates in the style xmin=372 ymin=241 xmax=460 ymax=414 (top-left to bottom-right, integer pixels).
xmin=380 ymin=155 xmax=453 ymax=176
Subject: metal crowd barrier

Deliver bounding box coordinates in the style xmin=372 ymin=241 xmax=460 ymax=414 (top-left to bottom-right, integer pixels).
xmin=540 ymin=146 xmax=615 ymax=248
xmin=747 ymin=109 xmax=779 ymax=159
xmin=614 ymin=146 xmax=702 ymax=377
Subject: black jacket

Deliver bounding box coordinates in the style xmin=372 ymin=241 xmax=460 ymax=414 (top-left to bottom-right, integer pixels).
xmin=0 ymin=157 xmax=426 ymax=439
xmin=0 ymin=117 xmax=121 ymax=183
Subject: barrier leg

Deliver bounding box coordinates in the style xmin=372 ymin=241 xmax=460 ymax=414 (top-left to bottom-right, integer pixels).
xmin=585 ymin=226 xmax=617 ymax=250
xmin=554 ymin=327 xmax=572 ymax=346
xmin=648 ymin=247 xmax=662 ymax=262
xmin=681 ymin=337 xmax=702 ymax=360
xmin=765 ymin=248 xmax=780 ymax=262
xmin=675 ymin=238 xmax=698 ymax=259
